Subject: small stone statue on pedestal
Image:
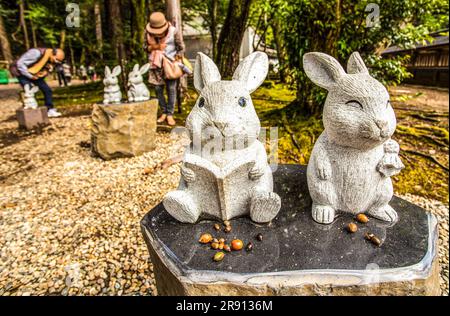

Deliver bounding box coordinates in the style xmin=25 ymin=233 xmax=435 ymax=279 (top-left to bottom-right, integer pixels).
xmin=23 ymin=84 xmax=39 ymax=109
xmin=303 ymin=51 xmax=404 ymax=224
xmin=163 ymin=52 xmax=281 ymax=224
xmin=103 ymin=65 xmax=122 ymax=104
xmin=127 ymin=63 xmax=151 ymax=102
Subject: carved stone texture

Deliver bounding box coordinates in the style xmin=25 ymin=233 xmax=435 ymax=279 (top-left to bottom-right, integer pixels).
xmin=303 ymin=52 xmax=405 ymax=225
xmin=162 ymin=52 xmax=281 ymax=224
xmin=16 ymin=106 xmax=49 ymax=130
xmin=141 ymin=165 xmax=440 ymax=296
xmin=91 ymin=99 xmax=158 ymax=160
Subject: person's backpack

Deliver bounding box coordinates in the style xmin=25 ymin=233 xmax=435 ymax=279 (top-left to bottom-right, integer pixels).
xmin=9 ymin=48 xmax=47 ymax=78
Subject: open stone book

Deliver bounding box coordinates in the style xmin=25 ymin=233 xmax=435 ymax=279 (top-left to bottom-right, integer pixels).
xmin=183 ymin=153 xmax=256 ymax=220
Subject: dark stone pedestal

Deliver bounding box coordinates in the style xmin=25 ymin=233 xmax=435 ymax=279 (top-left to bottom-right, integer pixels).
xmin=16 ymin=107 xmax=49 ymax=130
xmin=141 ymin=165 xmax=440 ymax=296
xmin=91 ymin=99 xmax=158 ymax=160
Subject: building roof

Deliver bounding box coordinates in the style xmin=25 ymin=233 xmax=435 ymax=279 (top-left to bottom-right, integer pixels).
xmin=382 ymin=32 xmax=449 ymax=54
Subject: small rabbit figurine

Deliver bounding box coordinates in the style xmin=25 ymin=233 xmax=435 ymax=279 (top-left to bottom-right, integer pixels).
xmin=303 ymin=51 xmax=404 ymax=224
xmin=163 ymin=52 xmax=281 ymax=224
xmin=127 ymin=63 xmax=151 ymax=102
xmin=103 ymin=65 xmax=122 ymax=104
xmin=23 ymin=84 xmax=39 ymax=109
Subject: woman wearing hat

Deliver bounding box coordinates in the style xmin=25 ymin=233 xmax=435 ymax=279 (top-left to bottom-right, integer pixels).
xmin=146 ymin=12 xmax=185 ymax=126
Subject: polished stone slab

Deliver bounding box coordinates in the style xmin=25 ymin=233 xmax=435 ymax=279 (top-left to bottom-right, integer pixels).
xmin=141 ymin=164 xmax=439 ymax=295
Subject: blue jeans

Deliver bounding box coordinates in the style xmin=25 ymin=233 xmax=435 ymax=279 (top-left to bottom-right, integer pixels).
xmin=155 ymin=79 xmax=177 ymax=115
xmin=18 ymin=76 xmax=54 ymax=109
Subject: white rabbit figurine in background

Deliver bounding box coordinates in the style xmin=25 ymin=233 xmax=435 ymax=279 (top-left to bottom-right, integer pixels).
xmin=303 ymin=51 xmax=404 ymax=225
xmin=127 ymin=63 xmax=151 ymax=102
xmin=163 ymin=52 xmax=281 ymax=224
xmin=23 ymin=84 xmax=39 ymax=109
xmin=103 ymin=65 xmax=122 ymax=104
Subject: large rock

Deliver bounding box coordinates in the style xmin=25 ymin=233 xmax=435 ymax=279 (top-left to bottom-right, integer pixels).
xmin=141 ymin=164 xmax=440 ymax=296
xmin=91 ymin=99 xmax=157 ymax=160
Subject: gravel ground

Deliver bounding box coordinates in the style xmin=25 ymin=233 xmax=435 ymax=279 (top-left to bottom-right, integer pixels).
xmin=0 ymin=87 xmax=448 ymax=296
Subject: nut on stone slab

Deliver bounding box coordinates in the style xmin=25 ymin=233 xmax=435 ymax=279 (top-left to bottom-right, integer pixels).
xmin=224 ymin=226 xmax=232 ymax=233
xmin=347 ymin=223 xmax=358 ymax=233
xmin=214 ymin=223 xmax=221 ymax=231
xmin=199 ymin=233 xmax=213 ymax=244
xmin=218 ymin=238 xmax=225 ymax=244
xmin=246 ymin=242 xmax=254 ymax=252
xmin=211 ymin=242 xmax=219 ymax=250
xmin=213 ymin=252 xmax=225 ymax=262
xmin=365 ymin=232 xmax=382 ymax=247
xmin=223 ymin=220 xmax=231 ymax=226
xmin=212 ymin=238 xmax=219 ymax=244
xmin=356 ymin=214 xmax=369 ymax=223
xmin=256 ymin=233 xmax=263 ymax=241
xmin=231 ymin=239 xmax=244 ymax=251
xmin=223 ymin=244 xmax=231 ymax=252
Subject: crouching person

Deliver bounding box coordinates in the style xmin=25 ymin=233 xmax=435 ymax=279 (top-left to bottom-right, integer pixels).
xmin=11 ymin=48 xmax=65 ymax=117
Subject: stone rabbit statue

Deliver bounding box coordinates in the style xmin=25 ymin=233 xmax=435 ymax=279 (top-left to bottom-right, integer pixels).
xmin=303 ymin=51 xmax=404 ymax=224
xmin=163 ymin=52 xmax=281 ymax=224
xmin=103 ymin=65 xmax=122 ymax=104
xmin=127 ymin=63 xmax=151 ymax=102
xmin=23 ymin=84 xmax=39 ymax=109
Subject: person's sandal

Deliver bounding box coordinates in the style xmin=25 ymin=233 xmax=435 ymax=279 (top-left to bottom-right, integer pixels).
xmin=157 ymin=114 xmax=167 ymax=123
xmin=167 ymin=115 xmax=176 ymax=126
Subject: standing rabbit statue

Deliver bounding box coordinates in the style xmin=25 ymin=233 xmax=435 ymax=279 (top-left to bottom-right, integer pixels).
xmin=127 ymin=63 xmax=151 ymax=102
xmin=103 ymin=65 xmax=122 ymax=104
xmin=303 ymin=51 xmax=404 ymax=224
xmin=23 ymin=84 xmax=39 ymax=109
xmin=163 ymin=52 xmax=281 ymax=224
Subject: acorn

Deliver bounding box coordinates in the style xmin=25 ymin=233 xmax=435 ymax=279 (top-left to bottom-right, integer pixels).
xmin=356 ymin=214 xmax=369 ymax=223
xmin=224 ymin=226 xmax=232 ymax=233
xmin=214 ymin=223 xmax=221 ymax=231
xmin=256 ymin=233 xmax=263 ymax=241
xmin=211 ymin=242 xmax=219 ymax=249
xmin=212 ymin=238 xmax=219 ymax=244
xmin=224 ymin=220 xmax=231 ymax=226
xmin=218 ymin=238 xmax=225 ymax=244
xmin=347 ymin=222 xmax=358 ymax=233
xmin=213 ymin=252 xmax=225 ymax=262
xmin=246 ymin=242 xmax=254 ymax=252
xmin=365 ymin=232 xmax=382 ymax=247
xmin=223 ymin=244 xmax=231 ymax=252
xmin=199 ymin=233 xmax=213 ymax=244
xmin=218 ymin=242 xmax=224 ymax=250
xmin=231 ymin=239 xmax=244 ymax=251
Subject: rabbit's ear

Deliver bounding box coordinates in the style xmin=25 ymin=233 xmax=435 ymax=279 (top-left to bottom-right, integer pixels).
xmin=303 ymin=52 xmax=346 ymax=90
xmin=133 ymin=64 xmax=140 ymax=72
xmin=31 ymin=86 xmax=39 ymax=93
xmin=24 ymin=84 xmax=30 ymax=92
xmin=112 ymin=65 xmax=122 ymax=76
xmin=232 ymin=52 xmax=268 ymax=93
xmin=194 ymin=52 xmax=221 ymax=93
xmin=139 ymin=63 xmax=150 ymax=75
xmin=105 ymin=66 xmax=111 ymax=77
xmin=347 ymin=52 xmax=368 ymax=74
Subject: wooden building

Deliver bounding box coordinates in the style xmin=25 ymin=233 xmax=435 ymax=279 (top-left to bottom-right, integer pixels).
xmin=382 ymin=30 xmax=449 ymax=88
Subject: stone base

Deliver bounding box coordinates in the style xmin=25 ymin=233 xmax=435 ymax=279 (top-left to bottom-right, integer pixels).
xmin=16 ymin=107 xmax=49 ymax=130
xmin=141 ymin=165 xmax=440 ymax=296
xmin=91 ymin=99 xmax=158 ymax=160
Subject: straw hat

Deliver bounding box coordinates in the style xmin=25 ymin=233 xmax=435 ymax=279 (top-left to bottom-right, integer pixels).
xmin=146 ymin=12 xmax=169 ymax=35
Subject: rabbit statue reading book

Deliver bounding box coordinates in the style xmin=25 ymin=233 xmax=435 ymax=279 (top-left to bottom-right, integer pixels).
xmin=163 ymin=52 xmax=281 ymax=224
xmin=303 ymin=51 xmax=404 ymax=225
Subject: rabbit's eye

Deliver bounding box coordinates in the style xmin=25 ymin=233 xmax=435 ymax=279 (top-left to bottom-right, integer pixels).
xmin=386 ymin=100 xmax=391 ymax=108
xmin=345 ymin=100 xmax=363 ymax=109
xmin=198 ymin=97 xmax=205 ymax=108
xmin=238 ymin=97 xmax=247 ymax=107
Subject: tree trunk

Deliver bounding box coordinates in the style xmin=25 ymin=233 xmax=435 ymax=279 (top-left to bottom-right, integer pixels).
xmin=207 ymin=0 xmax=218 ymax=60
xmin=106 ymin=0 xmax=126 ymax=86
xmin=131 ymin=0 xmax=146 ymax=62
xmin=215 ymin=0 xmax=253 ymax=77
xmin=0 ymin=14 xmax=13 ymax=63
xmin=30 ymin=18 xmax=37 ymax=48
xmin=59 ymin=30 xmax=66 ymax=50
xmin=271 ymin=19 xmax=287 ymax=83
xmin=19 ymin=0 xmax=30 ymax=50
xmin=166 ymin=0 xmax=186 ymax=113
xmin=94 ymin=1 xmax=103 ymax=59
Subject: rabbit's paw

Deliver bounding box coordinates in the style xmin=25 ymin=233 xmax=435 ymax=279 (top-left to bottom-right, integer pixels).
xmin=249 ymin=165 xmax=265 ymax=181
xmin=316 ymin=161 xmax=332 ymax=180
xmin=367 ymin=205 xmax=398 ymax=223
xmin=250 ymin=191 xmax=281 ymax=223
xmin=312 ymin=204 xmax=335 ymax=224
xmin=163 ymin=190 xmax=200 ymax=223
xmin=383 ymin=139 xmax=400 ymax=154
xmin=181 ymin=165 xmax=196 ymax=183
